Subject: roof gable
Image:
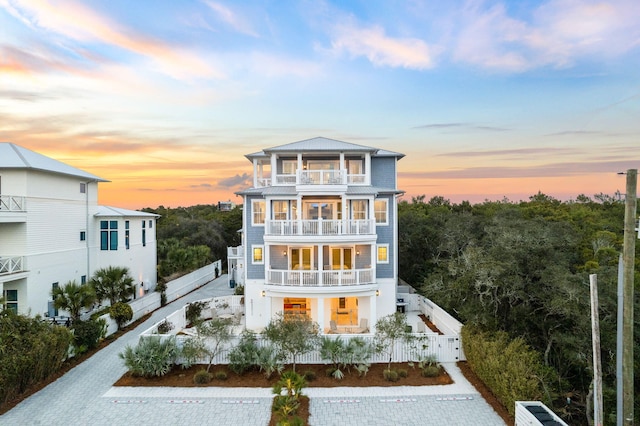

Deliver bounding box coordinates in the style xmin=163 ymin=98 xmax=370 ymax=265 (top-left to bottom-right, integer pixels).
xmin=246 ymin=137 xmax=404 ymax=159
xmin=0 ymin=142 xmax=107 ymax=182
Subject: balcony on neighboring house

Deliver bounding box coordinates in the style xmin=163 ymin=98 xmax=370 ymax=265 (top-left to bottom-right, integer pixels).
xmin=0 ymin=256 xmax=25 ymax=276
xmin=227 ymin=246 xmax=244 ymax=258
xmin=0 ymin=196 xmax=27 ymax=223
xmin=266 ymin=267 xmax=374 ymax=287
xmin=265 ymin=219 xmax=375 ymax=237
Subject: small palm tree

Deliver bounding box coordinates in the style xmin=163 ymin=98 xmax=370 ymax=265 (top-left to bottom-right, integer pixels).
xmin=90 ymin=266 xmax=135 ymax=306
xmin=52 ymin=280 xmax=96 ymax=323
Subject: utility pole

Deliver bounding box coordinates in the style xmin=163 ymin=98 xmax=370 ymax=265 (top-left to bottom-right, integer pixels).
xmin=621 ymin=169 xmax=636 ymax=426
xmin=590 ymin=274 xmax=603 ymax=426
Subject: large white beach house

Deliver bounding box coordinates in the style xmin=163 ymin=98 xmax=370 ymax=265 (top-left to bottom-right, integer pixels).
xmin=0 ymin=143 xmax=158 ymax=317
xmin=231 ymin=137 xmax=404 ymax=333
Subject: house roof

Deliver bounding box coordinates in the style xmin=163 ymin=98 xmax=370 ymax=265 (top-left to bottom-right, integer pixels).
xmin=95 ymin=206 xmax=160 ymax=218
xmin=0 ymin=142 xmax=108 ymax=182
xmin=245 ymin=137 xmax=404 ymax=160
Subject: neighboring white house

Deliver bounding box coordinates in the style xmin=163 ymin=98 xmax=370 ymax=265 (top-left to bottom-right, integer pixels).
xmin=0 ymin=143 xmax=158 ymax=317
xmin=229 ymin=137 xmax=404 ymax=333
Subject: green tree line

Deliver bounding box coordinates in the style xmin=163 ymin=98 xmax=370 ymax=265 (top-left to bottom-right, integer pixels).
xmin=141 ymin=204 xmax=242 ymax=279
xmin=399 ymin=192 xmax=639 ymax=425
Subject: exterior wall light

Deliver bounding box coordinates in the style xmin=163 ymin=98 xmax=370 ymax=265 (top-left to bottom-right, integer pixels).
xmin=261 ymin=290 xmax=266 ymax=297
xmin=376 ymin=290 xmax=380 ymax=296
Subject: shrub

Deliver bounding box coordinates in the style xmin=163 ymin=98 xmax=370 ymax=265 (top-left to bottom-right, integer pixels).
xmin=256 ymin=344 xmax=284 ymax=379
xmin=214 ymin=370 xmax=228 ymax=381
xmin=383 ymin=369 xmax=399 ymax=382
xmin=72 ymin=318 xmax=107 ymax=354
xmin=185 ymin=301 xmax=207 ymax=326
xmin=461 ymin=324 xmax=555 ymax=416
xmin=156 ymin=319 xmax=174 ymax=334
xmin=193 ymin=369 xmax=212 ymax=384
xmin=234 ymin=285 xmax=244 ymax=295
xmin=110 ymin=302 xmax=133 ymax=330
xmin=302 ymin=370 xmax=316 ymax=382
xmin=417 ymin=355 xmax=441 ymax=377
xmin=0 ymin=310 xmax=72 ymax=406
xmin=119 ymin=336 xmax=178 ymax=377
xmin=397 ymin=368 xmax=408 ymax=378
xmin=228 ymin=330 xmax=260 ymax=375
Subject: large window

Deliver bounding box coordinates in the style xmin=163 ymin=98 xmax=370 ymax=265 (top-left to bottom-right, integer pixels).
xmin=100 ymin=220 xmax=118 ymax=250
xmin=125 ymin=221 xmax=130 ymax=250
xmin=374 ymin=199 xmax=388 ymax=225
xmin=377 ymin=244 xmax=389 ymax=264
xmin=252 ymin=200 xmax=266 ymax=225
xmin=252 ymin=245 xmax=264 ymax=264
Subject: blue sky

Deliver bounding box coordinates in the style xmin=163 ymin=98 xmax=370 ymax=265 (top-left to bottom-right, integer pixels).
xmin=1 ymin=0 xmax=639 ymax=208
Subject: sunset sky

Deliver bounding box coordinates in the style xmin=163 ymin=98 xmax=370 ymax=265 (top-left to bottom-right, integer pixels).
xmin=1 ymin=0 xmax=639 ymax=209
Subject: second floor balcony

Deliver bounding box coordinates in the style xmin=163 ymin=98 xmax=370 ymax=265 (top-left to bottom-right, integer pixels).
xmin=265 ymin=219 xmax=375 ymax=237
xmin=0 ymin=256 xmax=25 ymax=276
xmin=267 ymin=267 xmax=374 ymax=287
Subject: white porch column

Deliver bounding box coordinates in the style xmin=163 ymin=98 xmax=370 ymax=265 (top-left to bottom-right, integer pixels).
xmin=253 ymin=158 xmax=258 ymax=187
xmin=365 ymin=153 xmax=371 ymax=185
xmin=317 ymin=244 xmax=324 ymax=285
xmin=297 ymin=153 xmax=303 ymax=184
xmin=270 ymin=154 xmax=277 ymax=184
xmin=317 ymin=297 xmax=325 ymax=332
xmin=369 ymin=293 xmax=377 ymax=333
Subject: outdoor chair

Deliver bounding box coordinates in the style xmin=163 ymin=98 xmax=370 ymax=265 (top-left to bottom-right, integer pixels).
xmin=354 ymin=318 xmax=368 ymax=333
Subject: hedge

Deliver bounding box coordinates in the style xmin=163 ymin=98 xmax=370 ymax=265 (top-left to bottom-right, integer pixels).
xmin=0 ymin=310 xmax=72 ymax=406
xmin=461 ymin=324 xmax=555 ymax=416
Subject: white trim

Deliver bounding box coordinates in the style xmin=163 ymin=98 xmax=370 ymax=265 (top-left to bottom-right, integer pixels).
xmin=251 ymin=245 xmax=265 ymax=265
xmin=374 ymin=198 xmax=388 ymax=226
xmin=251 ymin=199 xmax=266 ymax=226
xmin=377 ymin=244 xmax=389 ymax=264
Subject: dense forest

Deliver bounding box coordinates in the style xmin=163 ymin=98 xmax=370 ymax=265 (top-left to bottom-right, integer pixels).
xmin=141 ymin=204 xmax=242 ymax=279
xmin=398 ymin=193 xmax=639 ymax=425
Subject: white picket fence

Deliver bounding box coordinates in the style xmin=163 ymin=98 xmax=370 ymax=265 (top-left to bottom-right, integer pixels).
xmin=139 ymin=293 xmax=463 ymax=364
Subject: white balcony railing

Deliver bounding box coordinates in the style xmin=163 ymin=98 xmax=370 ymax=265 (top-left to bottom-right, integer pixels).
xmin=0 ymin=256 xmax=25 ymax=275
xmin=298 ymin=169 xmax=345 ymax=185
xmin=227 ymin=246 xmax=244 ymax=258
xmin=267 ymin=268 xmax=374 ymax=287
xmin=0 ymin=195 xmax=26 ymax=212
xmin=266 ymin=219 xmax=375 ymax=236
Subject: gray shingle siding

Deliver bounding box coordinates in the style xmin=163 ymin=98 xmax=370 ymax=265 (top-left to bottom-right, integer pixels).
xmin=245 ymin=195 xmax=265 ymax=279
xmin=375 ymin=194 xmax=394 ymax=278
xmin=371 ymin=157 xmax=397 ymax=189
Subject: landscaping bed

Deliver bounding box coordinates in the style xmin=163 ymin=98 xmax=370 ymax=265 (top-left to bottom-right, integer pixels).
xmin=114 ymin=362 xmax=453 ymax=388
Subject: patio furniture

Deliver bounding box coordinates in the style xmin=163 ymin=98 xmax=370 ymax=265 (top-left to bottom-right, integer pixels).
xmin=328 ymin=320 xmax=338 ymax=334
xmin=353 ymin=318 xmax=368 ymax=333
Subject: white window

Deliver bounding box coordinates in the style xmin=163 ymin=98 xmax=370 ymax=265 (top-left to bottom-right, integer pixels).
xmin=350 ymin=200 xmax=367 ymax=220
xmin=282 ymin=160 xmax=297 ymax=175
xmin=252 ymin=245 xmax=264 ymax=264
xmin=80 ymin=183 xmax=86 ymax=193
xmin=377 ymin=244 xmax=389 ymax=264
xmin=252 ymin=200 xmax=266 ymax=225
xmin=272 ymin=201 xmax=289 ymax=221
xmin=374 ymin=199 xmax=388 ymax=225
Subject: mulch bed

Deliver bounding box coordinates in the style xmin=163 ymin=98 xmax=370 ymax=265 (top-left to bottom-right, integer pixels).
xmin=114 ymin=362 xmax=453 ymax=388
xmin=457 ymin=361 xmax=514 ymax=425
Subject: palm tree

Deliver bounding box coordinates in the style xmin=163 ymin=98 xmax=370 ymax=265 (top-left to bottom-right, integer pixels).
xmin=52 ymin=280 xmax=96 ymax=323
xmin=90 ymin=266 xmax=135 ymax=306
